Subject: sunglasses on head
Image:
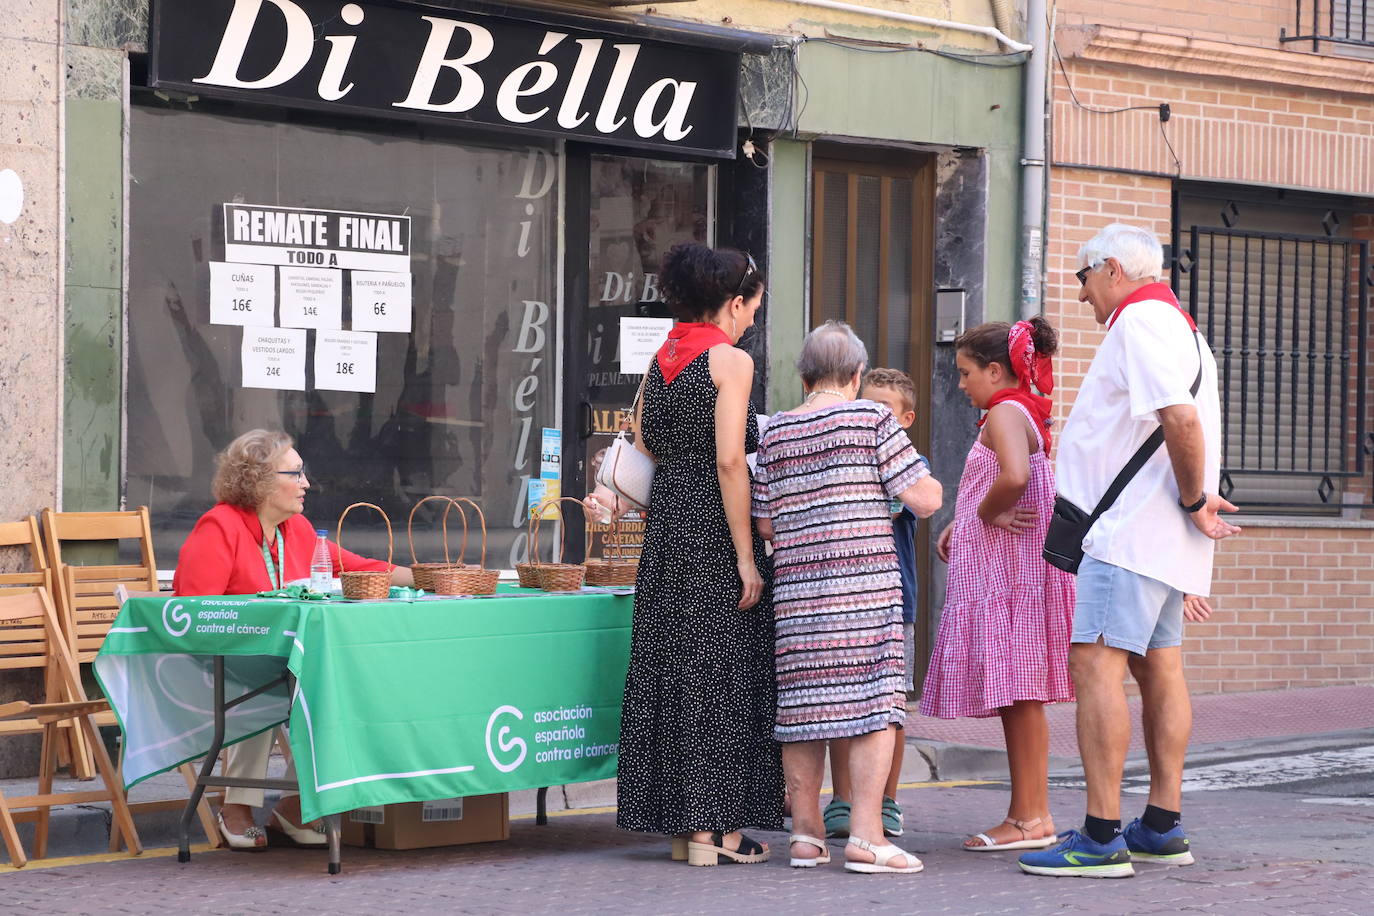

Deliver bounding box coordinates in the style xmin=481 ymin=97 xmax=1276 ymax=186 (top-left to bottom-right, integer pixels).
xmin=735 ymin=252 xmax=759 ymax=297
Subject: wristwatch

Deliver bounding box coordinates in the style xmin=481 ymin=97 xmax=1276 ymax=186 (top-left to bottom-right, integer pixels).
xmin=1178 ymin=493 xmax=1208 ymax=513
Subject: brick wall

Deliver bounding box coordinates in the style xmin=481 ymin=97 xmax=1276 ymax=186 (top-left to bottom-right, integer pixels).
xmin=1052 ymin=59 xmax=1374 ymax=195
xmin=1056 ymin=0 xmax=1291 ymax=51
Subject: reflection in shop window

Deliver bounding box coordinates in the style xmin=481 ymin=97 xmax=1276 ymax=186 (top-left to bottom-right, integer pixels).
xmin=127 ymin=100 xmax=560 ymax=570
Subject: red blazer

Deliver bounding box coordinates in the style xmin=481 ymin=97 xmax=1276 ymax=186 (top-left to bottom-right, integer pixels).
xmin=173 ymin=503 xmax=391 ymax=597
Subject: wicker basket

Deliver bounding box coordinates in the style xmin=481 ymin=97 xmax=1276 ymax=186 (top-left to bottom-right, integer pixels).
xmin=429 ymin=497 xmax=499 ymax=595
xmin=584 ymin=515 xmax=638 ymax=587
xmin=337 ymin=502 xmax=393 ymax=600
xmin=407 ymin=495 xmax=470 ymax=592
xmin=514 ymin=501 xmax=545 ymax=588
xmin=535 ymin=498 xmax=586 ymax=592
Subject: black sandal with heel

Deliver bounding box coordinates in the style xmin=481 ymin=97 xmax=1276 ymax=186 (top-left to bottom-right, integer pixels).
xmin=686 ymin=831 xmax=770 ymax=866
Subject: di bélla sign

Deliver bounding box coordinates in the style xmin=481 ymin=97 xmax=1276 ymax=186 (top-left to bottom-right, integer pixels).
xmin=149 ymin=0 xmax=742 ymax=158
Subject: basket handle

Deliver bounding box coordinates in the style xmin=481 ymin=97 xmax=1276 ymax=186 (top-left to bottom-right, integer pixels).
xmin=447 ymin=497 xmax=488 ymax=569
xmin=407 ymin=495 xmax=460 ymax=566
xmin=548 ymin=497 xmax=586 ymax=566
xmin=337 ymin=502 xmax=394 ymax=573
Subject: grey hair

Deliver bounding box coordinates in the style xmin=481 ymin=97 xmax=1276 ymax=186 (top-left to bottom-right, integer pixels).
xmin=797 ymin=320 xmax=869 ymax=386
xmin=1078 ymin=223 xmax=1164 ymax=282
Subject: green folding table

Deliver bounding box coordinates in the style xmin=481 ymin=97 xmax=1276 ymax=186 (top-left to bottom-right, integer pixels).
xmin=94 ymin=587 xmax=633 ymax=873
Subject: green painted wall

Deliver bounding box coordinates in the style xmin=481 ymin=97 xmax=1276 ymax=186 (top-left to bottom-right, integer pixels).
xmin=63 ymin=48 xmax=125 ymax=515
xmin=766 ymin=138 xmax=809 ymax=412
xmin=765 ymin=42 xmax=1026 ymax=407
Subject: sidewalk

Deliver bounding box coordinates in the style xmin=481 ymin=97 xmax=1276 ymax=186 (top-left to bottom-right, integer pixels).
xmin=2 ymin=684 xmax=1371 ymax=865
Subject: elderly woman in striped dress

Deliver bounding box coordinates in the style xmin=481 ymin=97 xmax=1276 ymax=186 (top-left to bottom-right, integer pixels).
xmin=752 ymin=321 xmax=943 ymax=874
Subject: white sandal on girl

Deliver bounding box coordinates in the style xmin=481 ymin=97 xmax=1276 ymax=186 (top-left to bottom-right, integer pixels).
xmin=789 ymin=834 xmax=831 ymax=867
xmin=843 ymin=835 xmax=923 ymax=874
xmin=964 ymin=816 xmax=1058 ymax=852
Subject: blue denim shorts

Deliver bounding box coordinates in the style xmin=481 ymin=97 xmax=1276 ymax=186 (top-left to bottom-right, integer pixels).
xmin=1071 ymin=555 xmax=1184 ymax=657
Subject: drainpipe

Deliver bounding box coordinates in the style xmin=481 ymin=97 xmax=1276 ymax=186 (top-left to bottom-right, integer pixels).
xmin=1020 ymin=0 xmax=1049 ymax=319
xmin=785 ymin=0 xmax=1032 ymax=53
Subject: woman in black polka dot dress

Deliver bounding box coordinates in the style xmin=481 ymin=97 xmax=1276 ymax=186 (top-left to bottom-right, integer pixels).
xmin=588 ymin=243 xmax=784 ymax=866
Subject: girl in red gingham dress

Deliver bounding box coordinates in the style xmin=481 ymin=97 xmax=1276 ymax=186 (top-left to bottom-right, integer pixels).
xmin=919 ymin=317 xmax=1076 ymax=852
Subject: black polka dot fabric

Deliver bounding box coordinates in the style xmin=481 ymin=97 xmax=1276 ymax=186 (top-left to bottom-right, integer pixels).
xmin=615 ymin=352 xmax=785 ymax=835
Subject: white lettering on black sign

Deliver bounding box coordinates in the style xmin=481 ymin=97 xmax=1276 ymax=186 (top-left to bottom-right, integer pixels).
xmin=149 ymin=0 xmax=741 ymax=158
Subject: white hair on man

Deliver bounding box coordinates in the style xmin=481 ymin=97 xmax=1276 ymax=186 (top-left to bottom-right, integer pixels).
xmin=1078 ymin=223 xmax=1165 ymax=282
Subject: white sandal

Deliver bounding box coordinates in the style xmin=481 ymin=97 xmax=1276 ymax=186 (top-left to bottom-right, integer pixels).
xmin=843 ymin=835 xmax=923 ymax=874
xmin=270 ymin=810 xmax=328 ymax=847
xmin=964 ymin=816 xmax=1057 ymax=852
xmin=789 ymin=834 xmax=831 ymax=868
xmin=216 ymin=810 xmax=267 ymax=851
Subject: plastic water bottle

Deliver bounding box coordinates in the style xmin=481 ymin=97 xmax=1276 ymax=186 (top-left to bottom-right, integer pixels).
xmin=310 ymin=529 xmax=333 ymax=593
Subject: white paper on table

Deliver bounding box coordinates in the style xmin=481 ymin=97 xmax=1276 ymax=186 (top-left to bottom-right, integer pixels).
xmin=351 ymin=271 xmax=412 ymax=332
xmin=241 ymin=327 xmax=306 ymax=390
xmin=619 ymin=317 xmax=673 ymax=375
xmin=210 ymin=262 xmax=276 ymax=327
xmin=314 ymin=329 xmax=378 ymax=393
xmin=278 ymin=266 xmax=343 ymax=329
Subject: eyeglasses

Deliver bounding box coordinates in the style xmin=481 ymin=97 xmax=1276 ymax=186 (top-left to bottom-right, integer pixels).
xmin=735 ymin=252 xmax=759 ymax=297
xmin=1076 ymin=260 xmax=1104 ymax=286
xmin=276 ymin=467 xmax=308 ymax=481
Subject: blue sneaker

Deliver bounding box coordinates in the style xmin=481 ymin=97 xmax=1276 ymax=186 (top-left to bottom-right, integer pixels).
xmin=1018 ymin=829 xmax=1135 ymax=878
xmin=1123 ymin=818 xmax=1195 ymax=865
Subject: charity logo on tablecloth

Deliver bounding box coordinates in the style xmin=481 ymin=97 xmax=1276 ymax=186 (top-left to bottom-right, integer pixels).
xmin=485 ymin=705 xmax=527 ymax=773
xmin=162 ymin=598 xmax=192 ymax=637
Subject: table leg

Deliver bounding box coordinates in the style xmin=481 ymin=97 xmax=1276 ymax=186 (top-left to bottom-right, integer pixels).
xmin=326 ymin=813 xmax=342 ymax=875
xmin=180 ymin=655 xmax=227 ymax=863
xmin=536 ymin=786 xmax=548 ymax=826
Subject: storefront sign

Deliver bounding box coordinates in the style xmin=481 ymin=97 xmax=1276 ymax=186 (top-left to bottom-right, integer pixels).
xmin=350 ymin=270 xmax=413 ymax=332
xmin=150 ymin=0 xmax=742 ymax=158
xmin=224 ymin=203 xmax=411 ymax=273
xmin=278 ymin=265 xmax=343 ymax=329
xmin=209 ymin=261 xmax=276 ymax=326
xmin=618 ymin=316 xmax=672 ymax=375
xmin=242 ymin=327 xmax=307 ymax=389
xmin=314 ymin=329 xmax=377 ymax=393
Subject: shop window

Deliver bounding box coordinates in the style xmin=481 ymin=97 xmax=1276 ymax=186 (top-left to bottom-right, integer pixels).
xmin=126 ymin=99 xmax=560 ymax=569
xmin=1175 ymin=187 xmax=1372 ymax=513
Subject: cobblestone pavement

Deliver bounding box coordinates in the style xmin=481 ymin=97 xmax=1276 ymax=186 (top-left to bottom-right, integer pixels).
xmin=5 ymin=770 xmax=1373 ymax=915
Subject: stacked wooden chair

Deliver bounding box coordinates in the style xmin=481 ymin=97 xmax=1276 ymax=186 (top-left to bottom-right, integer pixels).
xmin=0 ymin=585 xmax=141 ymax=867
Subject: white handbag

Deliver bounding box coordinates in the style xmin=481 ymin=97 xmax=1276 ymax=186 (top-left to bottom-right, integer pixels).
xmin=595 ymin=374 xmax=656 ymax=510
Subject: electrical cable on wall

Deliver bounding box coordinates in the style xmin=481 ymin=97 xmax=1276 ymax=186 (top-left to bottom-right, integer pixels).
xmin=1053 ymin=39 xmax=1181 ymax=173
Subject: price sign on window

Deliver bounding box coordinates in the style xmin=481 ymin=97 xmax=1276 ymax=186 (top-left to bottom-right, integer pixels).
xmin=210 ymin=261 xmax=276 ymax=327
xmin=241 ymin=327 xmax=306 ymax=390
xmin=314 ymin=330 xmax=377 ymax=393
xmin=279 ymin=266 xmax=343 ymax=329
xmin=351 ymin=271 xmax=412 ymax=333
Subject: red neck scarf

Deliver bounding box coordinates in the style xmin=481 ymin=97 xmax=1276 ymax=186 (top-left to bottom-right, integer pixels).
xmin=1107 ymin=282 xmax=1198 ymax=331
xmin=978 ymin=320 xmax=1055 ymax=454
xmin=655 ymin=322 xmax=732 ymax=384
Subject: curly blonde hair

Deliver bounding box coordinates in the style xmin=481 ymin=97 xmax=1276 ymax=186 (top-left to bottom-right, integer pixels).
xmin=212 ymin=429 xmax=294 ymax=509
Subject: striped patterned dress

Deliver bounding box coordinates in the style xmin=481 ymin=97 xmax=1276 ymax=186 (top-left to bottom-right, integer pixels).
xmin=752 ymin=401 xmax=930 ymax=743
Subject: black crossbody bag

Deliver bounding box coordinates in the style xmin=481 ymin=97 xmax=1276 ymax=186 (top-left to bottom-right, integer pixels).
xmin=1043 ymin=333 xmax=1203 ymax=574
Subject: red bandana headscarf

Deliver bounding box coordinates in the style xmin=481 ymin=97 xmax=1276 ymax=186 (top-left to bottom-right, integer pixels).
xmin=655 ymin=322 xmax=732 ymax=384
xmin=979 ymin=320 xmax=1055 ymax=454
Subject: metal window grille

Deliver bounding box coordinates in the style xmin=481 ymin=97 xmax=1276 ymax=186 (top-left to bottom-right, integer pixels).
xmin=1282 ymin=1 xmax=1374 ymax=51
xmin=1178 ymin=226 xmax=1372 ymax=511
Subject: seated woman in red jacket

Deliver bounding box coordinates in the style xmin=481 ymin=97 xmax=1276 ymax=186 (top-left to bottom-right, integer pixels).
xmin=174 ymin=428 xmax=412 ymax=850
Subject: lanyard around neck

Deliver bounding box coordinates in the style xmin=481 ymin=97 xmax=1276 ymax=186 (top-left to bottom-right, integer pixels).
xmin=260 ymin=526 xmax=284 ymax=590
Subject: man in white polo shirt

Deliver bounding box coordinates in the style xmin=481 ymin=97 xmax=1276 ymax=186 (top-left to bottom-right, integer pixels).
xmin=1019 ymin=223 xmax=1240 ymax=879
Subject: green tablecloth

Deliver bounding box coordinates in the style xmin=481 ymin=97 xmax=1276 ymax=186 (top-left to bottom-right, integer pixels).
xmin=93 ymin=588 xmax=633 ymax=824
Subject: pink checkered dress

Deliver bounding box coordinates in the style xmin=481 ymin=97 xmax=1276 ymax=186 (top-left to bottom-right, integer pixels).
xmin=918 ymin=402 xmax=1076 ymax=719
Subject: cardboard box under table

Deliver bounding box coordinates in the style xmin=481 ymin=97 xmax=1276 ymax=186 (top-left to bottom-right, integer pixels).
xmin=343 ymin=793 xmax=509 ymax=850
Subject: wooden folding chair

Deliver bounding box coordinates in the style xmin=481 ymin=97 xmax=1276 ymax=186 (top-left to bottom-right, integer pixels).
xmin=105 ymin=585 xmax=225 ymax=851
xmin=42 ymin=508 xmax=158 ymax=778
xmin=0 ymin=586 xmax=142 ymax=867
xmin=0 ymin=517 xmax=84 ymax=774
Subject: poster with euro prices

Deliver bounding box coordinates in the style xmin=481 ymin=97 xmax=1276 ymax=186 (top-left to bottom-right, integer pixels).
xmin=278 ymin=266 xmax=342 ymax=330
xmin=223 ymin=203 xmax=411 ymax=274
xmin=241 ymin=327 xmax=306 ymax=390
xmin=314 ymin=330 xmax=377 ymax=393
xmin=209 ymin=261 xmax=275 ymax=327
xmin=351 ymin=270 xmax=412 ymax=333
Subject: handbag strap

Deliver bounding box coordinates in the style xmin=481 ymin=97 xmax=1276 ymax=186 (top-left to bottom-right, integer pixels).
xmin=620 ymin=358 xmax=653 ymax=433
xmin=1085 ymin=332 xmax=1203 ymax=526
